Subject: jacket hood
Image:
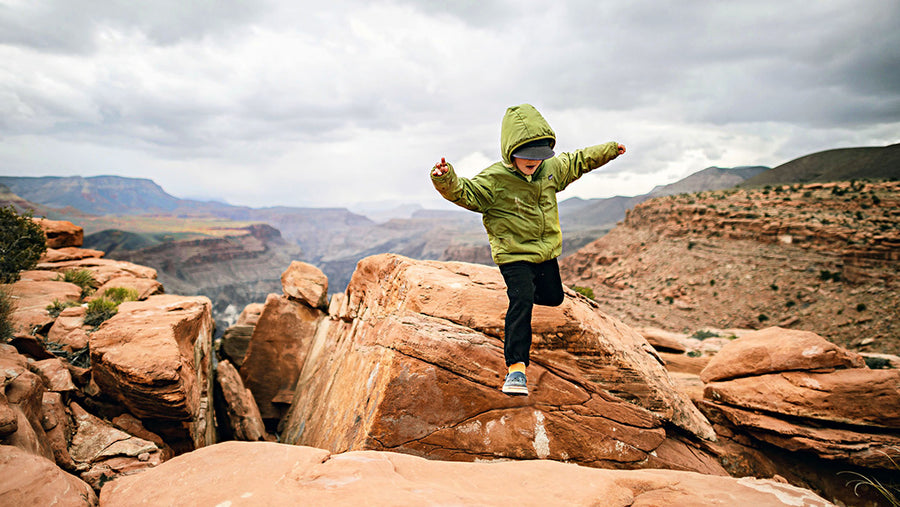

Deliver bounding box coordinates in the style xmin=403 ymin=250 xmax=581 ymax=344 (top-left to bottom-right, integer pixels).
xmin=500 ymin=104 xmax=557 ymax=167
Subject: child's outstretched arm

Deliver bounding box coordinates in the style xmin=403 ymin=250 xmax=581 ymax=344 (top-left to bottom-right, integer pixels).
xmin=553 ymin=142 xmax=625 ymax=191
xmin=430 ymin=158 xmax=492 ymax=212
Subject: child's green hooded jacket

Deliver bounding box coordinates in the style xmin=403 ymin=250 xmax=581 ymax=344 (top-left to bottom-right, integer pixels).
xmin=431 ymin=104 xmax=620 ymax=265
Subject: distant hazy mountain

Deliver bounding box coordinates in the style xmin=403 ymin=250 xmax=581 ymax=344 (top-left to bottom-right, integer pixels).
xmin=739 ymin=143 xmax=900 ymax=187
xmin=0 ymin=175 xmax=186 ymax=215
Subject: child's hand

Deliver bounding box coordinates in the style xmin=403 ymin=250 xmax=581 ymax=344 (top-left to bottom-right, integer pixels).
xmin=617 ymin=144 xmax=626 ymax=155
xmin=432 ymin=157 xmax=449 ymax=176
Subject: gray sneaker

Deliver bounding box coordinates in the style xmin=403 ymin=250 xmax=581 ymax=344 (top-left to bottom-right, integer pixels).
xmin=501 ymin=371 xmax=528 ymax=396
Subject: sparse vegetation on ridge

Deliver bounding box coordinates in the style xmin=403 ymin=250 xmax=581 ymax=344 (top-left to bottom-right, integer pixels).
xmin=0 ymin=205 xmax=47 ymax=283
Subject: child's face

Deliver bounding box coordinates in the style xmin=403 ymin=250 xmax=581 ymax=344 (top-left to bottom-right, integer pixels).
xmin=513 ymin=157 xmax=542 ymax=176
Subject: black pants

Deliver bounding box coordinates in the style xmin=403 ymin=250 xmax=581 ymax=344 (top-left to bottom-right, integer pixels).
xmin=498 ymin=258 xmax=565 ymax=367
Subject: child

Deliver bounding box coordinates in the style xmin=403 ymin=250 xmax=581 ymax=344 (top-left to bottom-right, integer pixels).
xmin=430 ymin=103 xmax=625 ymax=395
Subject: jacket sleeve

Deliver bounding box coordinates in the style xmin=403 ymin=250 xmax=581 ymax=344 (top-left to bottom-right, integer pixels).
xmin=430 ymin=164 xmax=493 ymax=213
xmin=553 ymin=141 xmax=620 ymax=191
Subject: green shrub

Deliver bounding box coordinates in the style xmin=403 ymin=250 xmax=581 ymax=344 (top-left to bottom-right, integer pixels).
xmin=0 ymin=287 xmax=14 ymax=341
xmin=691 ymin=330 xmax=719 ymax=340
xmin=101 ymin=287 xmax=140 ymax=304
xmin=46 ymin=299 xmax=80 ymax=319
xmin=59 ymin=269 xmax=97 ymax=298
xmin=0 ymin=206 xmax=47 ymax=283
xmin=571 ymin=286 xmax=595 ymax=299
xmin=856 ymin=303 xmax=867 ymax=312
xmin=84 ymin=298 xmax=118 ymax=327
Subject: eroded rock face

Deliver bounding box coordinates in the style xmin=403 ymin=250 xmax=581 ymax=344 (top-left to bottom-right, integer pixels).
xmin=98 ymin=441 xmax=833 ymax=507
xmin=281 ymin=254 xmax=717 ymax=472
xmin=89 ymin=295 xmax=215 ymax=450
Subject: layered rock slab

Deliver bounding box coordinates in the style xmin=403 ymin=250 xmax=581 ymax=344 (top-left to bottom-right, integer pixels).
xmin=282 ymin=254 xmax=716 ymax=471
xmin=99 ymin=441 xmax=833 ymax=507
xmin=89 ymin=295 xmax=215 ymax=450
xmin=700 ymin=327 xmax=900 ymax=470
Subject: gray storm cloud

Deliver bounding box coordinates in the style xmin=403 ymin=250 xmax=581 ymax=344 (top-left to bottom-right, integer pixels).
xmin=0 ymin=0 xmax=897 ymax=207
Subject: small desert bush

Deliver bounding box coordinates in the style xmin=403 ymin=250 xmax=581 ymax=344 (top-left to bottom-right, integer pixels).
xmin=46 ymin=299 xmax=80 ymax=319
xmin=101 ymin=287 xmax=140 ymax=304
xmin=59 ymin=269 xmax=97 ymax=298
xmin=691 ymin=330 xmax=719 ymax=340
xmin=0 ymin=206 xmax=47 ymax=283
xmin=0 ymin=287 xmax=14 ymax=342
xmin=83 ymin=298 xmax=118 ymax=327
xmin=571 ymin=286 xmax=595 ymax=299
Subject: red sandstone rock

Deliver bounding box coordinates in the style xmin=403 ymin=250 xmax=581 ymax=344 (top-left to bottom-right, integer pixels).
xmin=705 ymin=368 xmax=900 ymax=429
xmin=3 ymin=279 xmax=81 ymax=335
xmin=216 ymin=360 xmax=269 ymax=441
xmin=32 ymin=218 xmax=83 ymax=248
xmin=699 ymin=400 xmax=900 ymax=470
xmin=281 ymin=254 xmax=717 ymax=472
xmin=47 ymin=306 xmax=90 ymax=352
xmin=99 ymin=441 xmax=833 ymax=507
xmin=240 ymin=293 xmax=325 ymax=421
xmin=41 ymin=392 xmax=77 ymax=471
xmin=89 ymin=295 xmax=215 ymax=450
xmin=0 ymin=445 xmax=97 ymax=506
xmin=68 ymin=402 xmax=162 ymax=491
xmin=0 ymin=345 xmax=53 ymax=460
xmin=636 ymin=326 xmax=693 ymax=353
xmin=91 ymin=276 xmax=164 ymax=302
xmin=236 ymin=302 xmax=264 ymax=326
xmin=281 ymin=260 xmax=328 ymax=309
xmin=700 ymin=327 xmax=866 ymax=383
xmin=39 ymin=247 xmax=104 ymax=263
xmin=36 ymin=258 xmax=157 ymax=285
xmin=29 ymin=357 xmax=76 ymax=392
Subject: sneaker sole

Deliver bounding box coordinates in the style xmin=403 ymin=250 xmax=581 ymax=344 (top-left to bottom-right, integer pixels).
xmin=501 ymin=385 xmax=528 ymax=396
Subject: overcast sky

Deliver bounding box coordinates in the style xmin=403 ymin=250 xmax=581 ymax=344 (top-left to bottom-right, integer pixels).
xmin=1 ymin=0 xmax=898 ymax=210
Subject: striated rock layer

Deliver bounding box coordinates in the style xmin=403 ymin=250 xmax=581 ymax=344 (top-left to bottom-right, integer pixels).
xmin=281 ymin=254 xmax=719 ymax=473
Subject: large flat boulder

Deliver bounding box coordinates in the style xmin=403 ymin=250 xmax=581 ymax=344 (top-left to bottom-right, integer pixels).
xmin=89 ymin=295 xmax=215 ymax=450
xmin=281 ymin=254 xmax=717 ymax=472
xmin=98 ymin=441 xmax=832 ymax=507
